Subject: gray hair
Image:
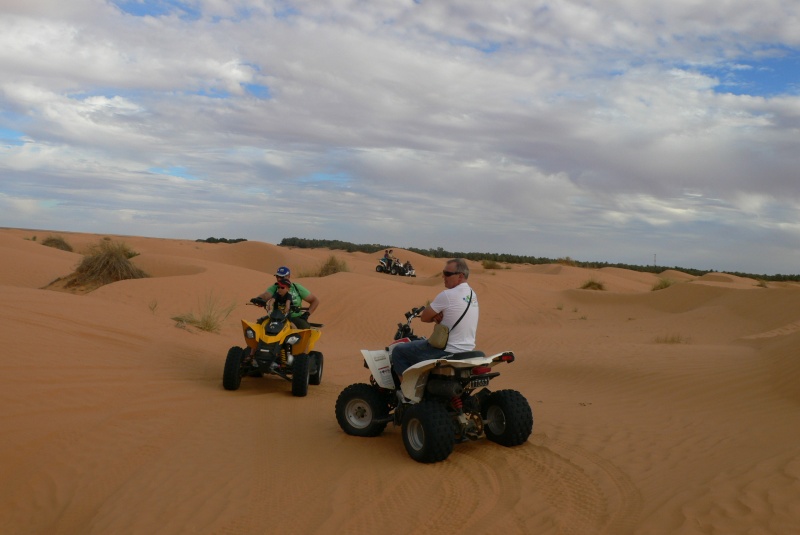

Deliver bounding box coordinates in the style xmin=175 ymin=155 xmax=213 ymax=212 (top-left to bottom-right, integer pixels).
xmin=448 ymin=258 xmax=469 ymax=279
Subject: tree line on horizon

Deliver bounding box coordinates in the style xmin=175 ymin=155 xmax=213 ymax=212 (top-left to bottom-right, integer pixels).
xmin=277 ymin=236 xmax=800 ymax=282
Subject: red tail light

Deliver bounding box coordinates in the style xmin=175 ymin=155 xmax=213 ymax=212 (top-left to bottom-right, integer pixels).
xmin=472 ymin=366 xmax=492 ymax=375
xmin=497 ymin=352 xmax=515 ymax=363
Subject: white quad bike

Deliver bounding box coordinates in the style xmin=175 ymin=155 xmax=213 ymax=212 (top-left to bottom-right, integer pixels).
xmin=335 ymin=306 xmax=533 ymax=463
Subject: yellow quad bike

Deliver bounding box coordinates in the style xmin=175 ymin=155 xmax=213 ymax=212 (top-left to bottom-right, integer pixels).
xmin=222 ymin=298 xmax=323 ymax=396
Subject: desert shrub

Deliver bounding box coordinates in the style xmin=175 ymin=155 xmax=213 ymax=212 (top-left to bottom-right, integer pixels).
xmin=172 ymin=293 xmax=236 ymax=333
xmin=298 ymin=255 xmax=349 ymax=277
xmin=755 ymin=279 xmax=768 ymax=288
xmin=651 ymin=278 xmax=675 ymax=291
xmin=482 ymin=259 xmax=501 ymax=269
xmin=654 ymin=333 xmax=689 ymax=344
xmin=72 ymin=239 xmax=148 ymax=286
xmin=557 ymin=256 xmax=577 ymax=266
xmin=580 ymin=278 xmax=605 ymax=290
xmin=41 ymin=235 xmax=73 ymax=252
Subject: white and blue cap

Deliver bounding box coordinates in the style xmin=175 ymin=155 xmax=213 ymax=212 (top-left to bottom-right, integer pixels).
xmin=275 ymin=266 xmax=291 ymax=277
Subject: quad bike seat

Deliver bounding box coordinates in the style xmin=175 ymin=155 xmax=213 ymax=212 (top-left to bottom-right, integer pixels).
xmin=445 ymin=350 xmax=486 ymax=361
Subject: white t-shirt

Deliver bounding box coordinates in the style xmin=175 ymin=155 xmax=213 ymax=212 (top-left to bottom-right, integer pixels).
xmin=430 ymin=282 xmax=478 ymax=353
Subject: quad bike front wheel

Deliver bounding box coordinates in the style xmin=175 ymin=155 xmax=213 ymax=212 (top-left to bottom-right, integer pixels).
xmin=335 ymin=383 xmax=390 ymax=437
xmin=309 ymin=351 xmax=324 ymax=385
xmin=222 ymin=346 xmax=248 ymax=391
xmin=291 ymin=353 xmax=310 ymax=397
xmin=481 ymin=389 xmax=533 ymax=447
xmin=402 ymin=400 xmax=455 ymax=463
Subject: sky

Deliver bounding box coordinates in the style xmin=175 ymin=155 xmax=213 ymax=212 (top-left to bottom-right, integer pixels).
xmin=2 ymin=0 xmax=800 ymax=275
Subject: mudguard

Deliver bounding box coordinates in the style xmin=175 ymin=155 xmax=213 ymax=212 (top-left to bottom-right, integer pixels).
xmin=361 ymin=349 xmax=395 ymax=389
xmin=400 ymin=353 xmax=500 ymax=402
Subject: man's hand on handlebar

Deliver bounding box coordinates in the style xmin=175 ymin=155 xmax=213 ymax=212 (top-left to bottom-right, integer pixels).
xmin=249 ymin=297 xmax=267 ymax=307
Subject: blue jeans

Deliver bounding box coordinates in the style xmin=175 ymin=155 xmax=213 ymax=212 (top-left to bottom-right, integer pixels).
xmin=391 ymin=339 xmax=449 ymax=376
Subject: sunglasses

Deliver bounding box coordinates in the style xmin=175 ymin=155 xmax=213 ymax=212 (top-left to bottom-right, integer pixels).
xmin=442 ymin=270 xmax=461 ymax=277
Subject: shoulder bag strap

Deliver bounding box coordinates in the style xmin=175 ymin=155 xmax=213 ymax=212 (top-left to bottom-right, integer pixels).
xmin=450 ymin=290 xmax=473 ymax=331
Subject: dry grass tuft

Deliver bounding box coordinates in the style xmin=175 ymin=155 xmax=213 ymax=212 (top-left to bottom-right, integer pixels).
xmin=70 ymin=240 xmax=148 ymax=288
xmin=172 ymin=293 xmax=236 ymax=333
xmin=580 ymin=278 xmax=605 ymax=290
xmin=654 ymin=333 xmax=690 ymax=344
xmin=298 ymin=255 xmax=350 ymax=277
xmin=651 ymin=278 xmax=675 ymax=291
xmin=482 ymin=259 xmax=502 ymax=269
xmin=41 ymin=235 xmax=73 ymax=252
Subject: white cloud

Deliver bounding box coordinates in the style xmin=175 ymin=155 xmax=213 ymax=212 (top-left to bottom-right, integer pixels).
xmin=1 ymin=1 xmax=800 ymax=273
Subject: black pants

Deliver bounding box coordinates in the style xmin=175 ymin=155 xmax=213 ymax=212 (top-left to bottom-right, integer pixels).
xmin=291 ymin=316 xmax=311 ymax=329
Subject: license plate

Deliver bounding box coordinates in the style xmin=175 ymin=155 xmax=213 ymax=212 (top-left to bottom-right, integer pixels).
xmin=471 ymin=377 xmax=490 ymax=388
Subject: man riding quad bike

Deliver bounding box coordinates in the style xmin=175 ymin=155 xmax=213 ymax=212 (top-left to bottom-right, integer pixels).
xmin=335 ymin=306 xmax=532 ymax=462
xmin=222 ymin=297 xmax=323 ymax=396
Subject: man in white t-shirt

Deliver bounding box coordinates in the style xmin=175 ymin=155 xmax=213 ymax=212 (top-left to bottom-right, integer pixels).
xmin=391 ymin=258 xmax=479 ymax=376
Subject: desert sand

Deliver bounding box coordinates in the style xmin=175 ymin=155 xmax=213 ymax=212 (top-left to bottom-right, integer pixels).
xmin=1 ymin=227 xmax=799 ymax=535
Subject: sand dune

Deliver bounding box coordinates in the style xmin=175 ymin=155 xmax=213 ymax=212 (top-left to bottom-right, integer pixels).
xmin=1 ymin=228 xmax=799 ymax=535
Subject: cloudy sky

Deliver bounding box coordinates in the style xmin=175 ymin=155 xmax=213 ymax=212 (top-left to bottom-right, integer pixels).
xmin=2 ymin=0 xmax=799 ymax=275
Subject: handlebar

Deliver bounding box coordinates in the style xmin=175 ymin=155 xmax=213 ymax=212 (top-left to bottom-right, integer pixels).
xmin=405 ymin=305 xmax=426 ymax=319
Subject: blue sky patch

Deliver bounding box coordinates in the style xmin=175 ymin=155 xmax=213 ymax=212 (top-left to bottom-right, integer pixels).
xmin=0 ymin=128 xmax=26 ymax=146
xmin=243 ymin=83 xmax=272 ymax=99
xmin=149 ymin=166 xmax=198 ymax=180
xmin=701 ymin=49 xmax=800 ymax=96
xmin=112 ymin=0 xmax=201 ymax=21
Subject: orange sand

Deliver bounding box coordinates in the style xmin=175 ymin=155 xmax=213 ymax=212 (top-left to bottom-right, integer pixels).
xmin=1 ymin=228 xmax=799 ymax=534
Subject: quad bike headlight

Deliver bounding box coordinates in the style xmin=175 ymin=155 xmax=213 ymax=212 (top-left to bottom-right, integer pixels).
xmin=285 ymin=335 xmax=301 ymax=345
xmin=245 ymin=328 xmax=256 ymax=339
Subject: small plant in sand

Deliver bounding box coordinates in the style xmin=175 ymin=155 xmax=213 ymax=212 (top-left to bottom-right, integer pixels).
xmin=755 ymin=279 xmax=768 ymax=288
xmin=654 ymin=333 xmax=689 ymax=344
xmin=482 ymin=259 xmax=502 ymax=270
xmin=172 ymin=293 xmax=236 ymax=333
xmin=298 ymin=255 xmax=350 ymax=277
xmin=580 ymin=278 xmax=605 ymax=290
xmin=148 ymin=299 xmax=159 ymax=314
xmin=70 ymin=239 xmax=148 ymax=287
xmin=318 ymin=255 xmax=349 ymax=276
xmin=41 ymin=235 xmax=73 ymax=252
xmin=651 ymin=278 xmax=675 ymax=291
xmin=557 ymin=256 xmax=577 ymax=266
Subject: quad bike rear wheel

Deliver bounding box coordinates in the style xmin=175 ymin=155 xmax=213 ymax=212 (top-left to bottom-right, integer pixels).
xmin=222 ymin=346 xmax=248 ymax=391
xmin=335 ymin=383 xmax=390 ymax=437
xmin=291 ymin=353 xmax=310 ymax=397
xmin=481 ymin=389 xmax=533 ymax=447
xmin=309 ymin=351 xmax=324 ymax=385
xmin=375 ymin=265 xmax=384 ymax=273
xmin=401 ymin=400 xmax=455 ymax=463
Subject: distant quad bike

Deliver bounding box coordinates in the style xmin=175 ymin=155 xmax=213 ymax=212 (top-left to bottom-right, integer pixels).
xmin=335 ymin=306 xmax=532 ymax=463
xmin=223 ymin=298 xmax=323 ymax=396
xmin=375 ymin=258 xmax=416 ymax=277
